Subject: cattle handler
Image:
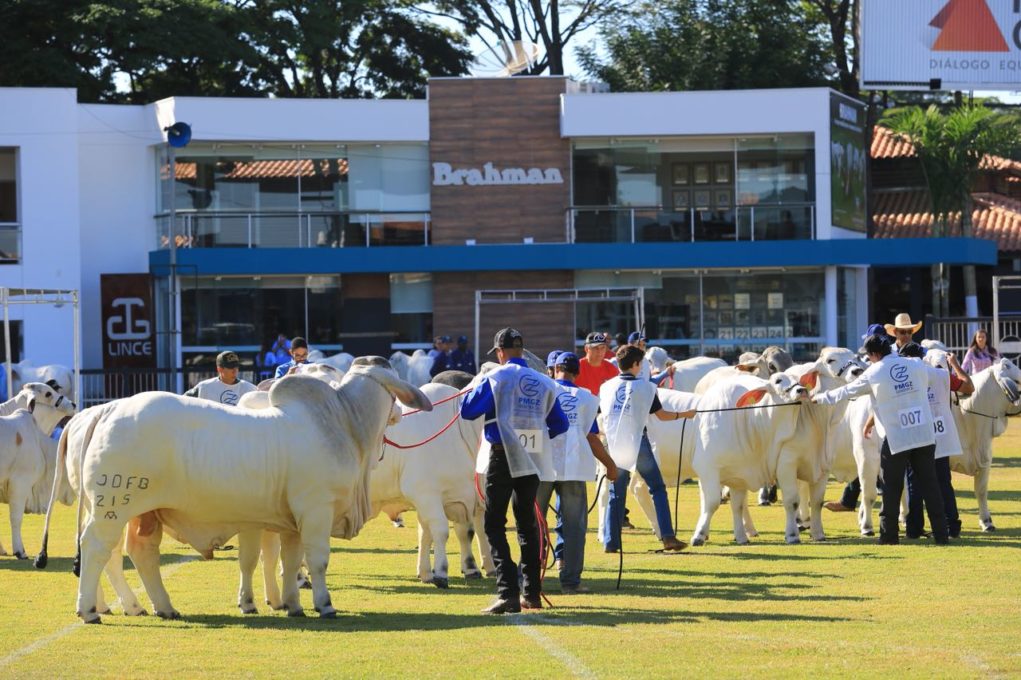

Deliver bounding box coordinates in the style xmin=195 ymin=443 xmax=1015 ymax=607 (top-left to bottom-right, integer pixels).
xmin=461 ymin=328 xmax=569 ymax=614
xmin=184 ymin=351 xmax=257 ymax=406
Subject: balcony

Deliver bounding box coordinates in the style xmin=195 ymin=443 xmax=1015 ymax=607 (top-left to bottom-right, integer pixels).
xmin=568 ymin=203 xmax=815 ymax=244
xmin=156 ymin=210 xmax=430 ymax=249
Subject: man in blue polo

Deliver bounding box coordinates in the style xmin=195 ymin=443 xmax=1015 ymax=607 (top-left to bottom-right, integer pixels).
xmin=273 ymin=336 xmax=310 ymax=378
xmin=461 ymin=328 xmax=569 ymax=614
xmin=449 ymin=335 xmax=477 ymax=375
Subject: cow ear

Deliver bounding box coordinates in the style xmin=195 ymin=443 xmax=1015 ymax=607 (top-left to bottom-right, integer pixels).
xmin=45 ymin=379 xmax=61 ymax=391
xmin=736 ymin=389 xmax=767 ymax=408
xmin=799 ymin=371 xmax=818 ymax=390
xmin=998 ymin=376 xmax=1020 ymax=405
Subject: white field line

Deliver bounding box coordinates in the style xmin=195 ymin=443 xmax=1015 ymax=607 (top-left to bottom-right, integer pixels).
xmin=0 ymin=555 xmax=199 ymax=670
xmin=508 ymin=614 xmax=597 ymax=679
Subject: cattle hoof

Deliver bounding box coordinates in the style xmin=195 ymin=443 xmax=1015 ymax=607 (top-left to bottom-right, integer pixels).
xmin=286 ymin=608 xmax=306 ymax=618
xmin=97 ymin=607 xmax=112 ymax=615
xmin=14 ymin=551 xmax=28 ymax=560
xmin=391 ymin=519 xmax=405 ymax=528
xmin=83 ymin=616 xmax=102 ymax=625
xmin=432 ymin=577 xmax=449 ymax=589
xmin=982 ymin=524 xmax=996 ymax=533
xmin=463 ymin=571 xmax=483 ymax=580
xmin=735 ymin=538 xmax=750 ymax=546
xmin=319 ymin=609 xmax=338 ymax=619
xmin=746 ymin=530 xmax=759 ymax=538
xmin=267 ymin=601 xmax=286 ymax=611
xmin=156 ymin=610 xmax=181 ymax=620
xmin=136 ymin=609 xmax=149 ymax=617
xmin=297 ymin=577 xmax=313 ymax=590
xmin=485 ymin=569 xmax=498 ymax=578
xmin=797 ymin=524 xmax=809 ymax=533
xmin=690 ymin=535 xmax=706 ymax=547
xmin=862 ymin=530 xmax=875 ymax=537
xmin=785 ymin=535 xmax=801 ymax=545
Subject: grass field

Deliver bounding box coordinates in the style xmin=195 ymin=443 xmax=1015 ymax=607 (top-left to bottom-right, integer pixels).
xmin=1 ymin=424 xmax=1020 ymax=679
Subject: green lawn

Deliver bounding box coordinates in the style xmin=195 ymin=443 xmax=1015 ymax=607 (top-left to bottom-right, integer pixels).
xmin=2 ymin=423 xmax=1020 ymax=678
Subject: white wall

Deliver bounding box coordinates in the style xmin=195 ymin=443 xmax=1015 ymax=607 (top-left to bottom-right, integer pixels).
xmin=77 ymin=104 xmax=162 ymax=367
xmin=0 ymin=88 xmax=82 ymax=366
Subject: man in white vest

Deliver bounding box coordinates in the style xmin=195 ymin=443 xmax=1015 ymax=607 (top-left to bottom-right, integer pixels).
xmin=901 ymin=343 xmax=973 ymax=539
xmin=813 ymin=335 xmax=949 ymax=545
xmin=600 ymin=345 xmax=694 ymax=553
xmin=537 ymin=352 xmax=618 ymax=594
xmin=461 ymin=328 xmax=569 ymax=614
xmin=184 ymin=351 xmax=256 ymax=406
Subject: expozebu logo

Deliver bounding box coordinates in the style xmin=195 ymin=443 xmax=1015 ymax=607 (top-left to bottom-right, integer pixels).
xmin=432 ymin=162 xmax=564 ymax=186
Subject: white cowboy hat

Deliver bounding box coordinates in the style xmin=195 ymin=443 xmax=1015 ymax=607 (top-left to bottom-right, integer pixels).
xmin=884 ymin=313 xmax=923 ymax=335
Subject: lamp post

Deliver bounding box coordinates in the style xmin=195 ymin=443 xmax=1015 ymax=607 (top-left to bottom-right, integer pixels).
xmin=163 ymin=122 xmax=191 ymax=392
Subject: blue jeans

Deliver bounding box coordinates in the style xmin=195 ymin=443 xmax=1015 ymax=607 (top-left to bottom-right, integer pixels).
xmin=602 ymin=433 xmax=675 ymax=550
xmin=536 ymin=481 xmax=587 ymax=588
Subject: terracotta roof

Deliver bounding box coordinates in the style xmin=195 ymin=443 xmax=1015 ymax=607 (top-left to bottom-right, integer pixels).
xmin=164 ymin=158 xmax=349 ymax=181
xmin=872 ymin=190 xmax=1021 ymax=251
xmin=872 ymin=125 xmax=1021 ymax=174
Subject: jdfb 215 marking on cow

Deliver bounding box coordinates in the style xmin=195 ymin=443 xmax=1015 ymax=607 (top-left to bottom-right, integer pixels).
xmin=95 ymin=474 xmax=149 ymax=490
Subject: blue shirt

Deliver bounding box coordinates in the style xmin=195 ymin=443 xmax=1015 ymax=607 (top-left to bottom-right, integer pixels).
xmin=556 ymin=378 xmax=599 ymax=435
xmin=274 ymin=359 xmax=308 ymax=379
xmin=450 ymin=348 xmax=477 ymax=374
xmin=461 ymin=357 xmax=570 ymax=445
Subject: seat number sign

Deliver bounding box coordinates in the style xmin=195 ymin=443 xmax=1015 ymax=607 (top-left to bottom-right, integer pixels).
xmin=897 ymin=407 xmax=927 ymax=428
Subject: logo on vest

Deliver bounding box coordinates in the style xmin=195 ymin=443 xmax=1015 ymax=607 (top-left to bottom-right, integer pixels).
xmin=889 ymin=363 xmax=914 ymax=393
xmin=220 ymin=390 xmax=240 ymax=406
xmin=517 ymin=374 xmax=544 ymax=409
xmin=558 ymin=394 xmax=578 ymax=413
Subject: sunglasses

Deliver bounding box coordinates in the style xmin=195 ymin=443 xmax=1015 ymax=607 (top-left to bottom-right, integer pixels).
xmin=292 ymin=352 xmax=308 ymax=360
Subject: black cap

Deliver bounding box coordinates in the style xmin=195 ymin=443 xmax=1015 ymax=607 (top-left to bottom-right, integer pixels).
xmin=488 ymin=327 xmax=523 ymax=355
xmin=585 ymin=331 xmax=607 ymax=345
xmin=216 ymin=351 xmax=240 ymax=368
xmin=555 ymin=351 xmax=581 ymax=375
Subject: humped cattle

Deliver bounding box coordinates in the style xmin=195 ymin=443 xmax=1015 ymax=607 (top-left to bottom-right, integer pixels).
xmin=36 ymin=361 xmax=431 ymax=623
xmin=10 ymin=361 xmax=75 ymax=403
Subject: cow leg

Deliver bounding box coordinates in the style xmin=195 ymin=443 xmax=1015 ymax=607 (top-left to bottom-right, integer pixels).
xmin=0 ymin=534 xmax=6 ymax=555
xmin=473 ymin=506 xmax=496 ymax=577
xmin=260 ymin=531 xmax=284 ymax=610
xmin=417 ymin=520 xmax=435 ymax=584
xmin=453 ymin=519 xmax=481 ymax=579
xmin=6 ymin=484 xmax=30 ymax=559
xmin=691 ymin=476 xmax=722 ymax=546
xmin=858 ymin=454 xmax=881 ymax=537
xmin=975 ymin=466 xmax=995 ymax=531
xmin=742 ymin=503 xmax=758 ymax=538
xmin=777 ymin=461 xmax=801 ymax=544
xmin=278 ymin=531 xmax=304 ymax=616
xmin=76 ymin=518 xmax=125 ymax=624
xmin=420 ymin=502 xmax=450 ymax=588
xmin=808 ymin=479 xmax=827 ymax=542
xmin=124 ymin=513 xmax=179 ymax=620
xmin=297 ymin=515 xmax=337 ymax=619
xmin=103 ymin=542 xmax=146 ymax=616
xmin=237 ymin=529 xmax=261 ymax=614
xmin=630 ymin=475 xmax=661 ymax=539
xmin=730 ymin=489 xmax=750 ymax=545
xmin=596 ymin=466 xmax=610 ymax=540
xmin=796 ymin=480 xmax=811 ymax=530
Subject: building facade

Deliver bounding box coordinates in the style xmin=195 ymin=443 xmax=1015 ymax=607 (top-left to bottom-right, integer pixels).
xmin=0 ymin=80 xmax=997 ymax=374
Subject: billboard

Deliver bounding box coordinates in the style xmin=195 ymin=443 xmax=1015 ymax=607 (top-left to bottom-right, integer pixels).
xmin=830 ymin=93 xmax=867 ymax=233
xmin=101 ymin=273 xmax=156 ymax=369
xmin=861 ymin=0 xmax=1021 ymax=91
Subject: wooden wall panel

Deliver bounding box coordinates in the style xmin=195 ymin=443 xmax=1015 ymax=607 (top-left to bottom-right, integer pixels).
xmin=433 ymin=270 xmax=576 ymax=361
xmin=429 ymin=77 xmax=571 ymax=245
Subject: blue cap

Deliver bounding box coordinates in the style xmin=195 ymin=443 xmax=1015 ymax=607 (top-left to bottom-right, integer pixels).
xmin=440 ymin=335 xmax=452 ymax=343
xmin=546 ymin=350 xmax=563 ymax=368
xmin=860 ymin=323 xmax=888 ymax=342
xmin=627 ymin=331 xmax=646 ymax=344
xmin=457 ymin=335 xmax=468 ymax=344
xmin=555 ymin=352 xmax=581 ymax=374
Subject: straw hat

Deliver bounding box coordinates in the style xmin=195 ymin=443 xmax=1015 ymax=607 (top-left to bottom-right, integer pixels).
xmin=884 ymin=313 xmax=923 ymax=336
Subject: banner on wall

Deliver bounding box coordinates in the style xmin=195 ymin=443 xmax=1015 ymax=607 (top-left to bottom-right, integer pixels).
xmin=829 ymin=93 xmax=867 ymax=233
xmin=101 ymin=273 xmax=156 ymax=369
xmin=861 ymin=0 xmax=1021 ymax=91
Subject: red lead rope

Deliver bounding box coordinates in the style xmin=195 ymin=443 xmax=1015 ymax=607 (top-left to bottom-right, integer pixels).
xmin=401 ymin=388 xmax=470 ymax=416
xmin=383 ymin=409 xmax=463 ymax=449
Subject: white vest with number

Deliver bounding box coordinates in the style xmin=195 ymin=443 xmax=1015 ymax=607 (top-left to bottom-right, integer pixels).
xmin=599 ymin=375 xmax=656 ymax=472
xmin=551 ymin=383 xmax=600 ymax=482
xmin=475 ymin=363 xmax=557 ymax=481
xmin=924 ymin=364 xmax=963 ymax=459
xmin=870 ymin=356 xmax=935 ymax=454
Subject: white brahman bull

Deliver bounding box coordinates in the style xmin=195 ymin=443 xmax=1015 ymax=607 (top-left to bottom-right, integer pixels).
xmin=693 ymin=347 xmax=794 ymax=395
xmin=690 ymin=372 xmax=808 ymax=546
xmin=314 ymin=351 xmax=354 ymax=374
xmin=948 ymin=357 xmax=1021 ymax=531
xmin=9 ymin=362 xmax=75 ymax=403
xmin=389 ymin=351 xmax=411 ymax=382
xmin=407 ymin=349 xmax=433 ymax=386
xmin=36 ymin=364 xmax=431 ymax=623
xmin=0 ymin=383 xmax=77 ymax=558
xmin=645 ymin=348 xmax=726 ymax=392
xmin=371 ymin=382 xmax=493 ymax=588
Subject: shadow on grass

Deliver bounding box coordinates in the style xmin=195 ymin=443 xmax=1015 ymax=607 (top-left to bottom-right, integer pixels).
xmin=0 ymin=552 xmax=194 ymax=573
xmin=330 ymin=546 xmax=417 ymax=555
xmin=992 ymin=457 xmax=1021 ymax=468
xmin=167 ymin=602 xmax=852 ymax=632
xmin=955 ymin=489 xmax=1021 ymax=502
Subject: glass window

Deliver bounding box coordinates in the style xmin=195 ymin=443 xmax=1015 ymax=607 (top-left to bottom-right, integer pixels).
xmin=1 ymin=148 xmax=18 ymax=223
xmin=347 ymin=143 xmax=429 ymax=212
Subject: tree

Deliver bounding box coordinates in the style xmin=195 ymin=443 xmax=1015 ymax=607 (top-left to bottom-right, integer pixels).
xmin=801 ymin=0 xmax=857 ymax=96
xmin=885 ymin=104 xmax=1021 ymax=318
xmin=578 ymin=0 xmax=831 ymax=92
xmin=423 ymin=0 xmax=623 ymax=76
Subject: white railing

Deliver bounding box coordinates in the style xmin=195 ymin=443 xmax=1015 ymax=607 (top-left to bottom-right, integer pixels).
xmin=924 ymin=316 xmax=1021 ymax=360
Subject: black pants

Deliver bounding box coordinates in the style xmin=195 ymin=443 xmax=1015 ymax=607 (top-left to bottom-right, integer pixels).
xmin=906 ymin=456 xmax=962 ymax=538
xmin=484 ymin=446 xmax=540 ymax=601
xmin=840 ymin=476 xmax=885 ymax=509
xmin=879 ymin=440 xmax=948 ymax=543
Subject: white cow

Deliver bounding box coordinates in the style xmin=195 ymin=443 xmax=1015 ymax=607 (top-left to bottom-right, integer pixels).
xmin=690 ymin=372 xmax=808 ymax=546
xmin=389 ymin=351 xmax=410 ymax=382
xmin=0 ymin=383 xmax=77 ymax=558
xmin=37 ymin=365 xmax=431 ymax=623
xmin=9 ymin=362 xmax=75 ymax=403
xmin=407 ymin=349 xmax=433 ymax=387
xmin=645 ymin=350 xmax=727 ymax=393
xmin=371 ymin=382 xmax=493 ymax=588
xmin=949 ymin=357 xmax=1021 ymax=531
xmin=315 ymin=352 xmax=354 ymax=374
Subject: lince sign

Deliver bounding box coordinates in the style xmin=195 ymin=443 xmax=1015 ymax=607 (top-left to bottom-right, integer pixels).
xmin=432 ymin=161 xmax=564 ymax=186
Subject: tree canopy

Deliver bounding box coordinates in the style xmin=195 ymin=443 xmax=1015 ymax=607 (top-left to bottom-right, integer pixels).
xmin=0 ymin=0 xmax=474 ymax=102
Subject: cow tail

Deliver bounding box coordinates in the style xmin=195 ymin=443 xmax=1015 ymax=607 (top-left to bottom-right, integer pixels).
xmin=33 ymin=425 xmax=71 ymax=569
xmin=70 ymin=409 xmax=104 ymax=577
